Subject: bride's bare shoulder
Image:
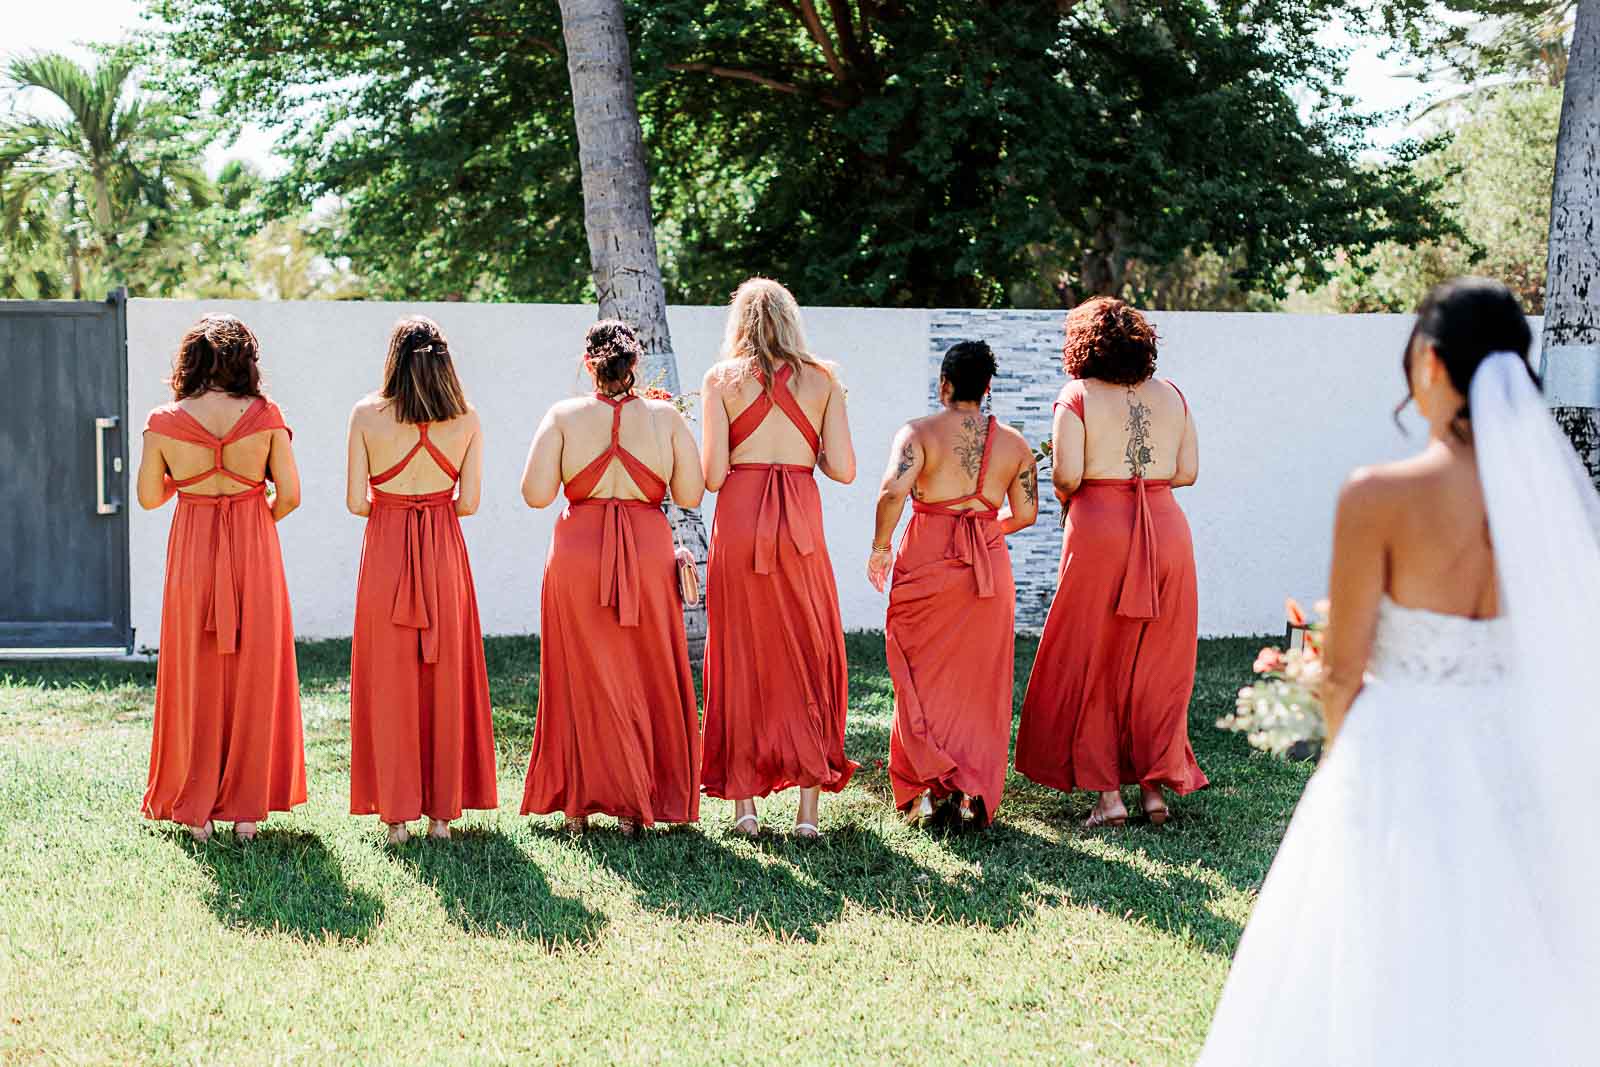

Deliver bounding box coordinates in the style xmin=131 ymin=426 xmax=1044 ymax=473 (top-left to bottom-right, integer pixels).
xmin=1339 ymin=454 xmax=1448 ymax=519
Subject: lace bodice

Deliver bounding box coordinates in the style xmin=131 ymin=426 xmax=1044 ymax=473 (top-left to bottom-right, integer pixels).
xmin=1366 ymin=596 xmax=1509 ymax=687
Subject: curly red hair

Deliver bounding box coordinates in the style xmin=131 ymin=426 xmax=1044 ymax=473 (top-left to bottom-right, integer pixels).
xmin=1061 ymin=297 xmax=1158 ymax=386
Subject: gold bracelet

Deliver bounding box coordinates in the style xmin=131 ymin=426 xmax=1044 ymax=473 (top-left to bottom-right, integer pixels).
xmin=870 ymin=543 xmax=892 ymax=553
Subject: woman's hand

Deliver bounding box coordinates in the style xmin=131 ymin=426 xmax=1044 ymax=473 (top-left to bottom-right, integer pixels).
xmin=867 ymin=544 xmax=893 ymax=593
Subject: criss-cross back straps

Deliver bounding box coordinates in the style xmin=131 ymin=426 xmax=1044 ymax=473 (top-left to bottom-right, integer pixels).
xmin=727 ymin=363 xmax=822 ymax=456
xmin=919 ymin=415 xmax=1002 ymax=511
xmin=564 ymin=393 xmax=668 ymax=504
xmin=144 ymin=397 xmax=291 ymax=490
xmin=369 ymin=422 xmax=461 ymax=486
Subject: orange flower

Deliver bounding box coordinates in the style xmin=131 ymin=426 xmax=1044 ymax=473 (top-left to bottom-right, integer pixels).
xmin=1285 ymin=597 xmax=1306 ymax=627
xmin=1254 ymin=647 xmax=1285 ymax=674
xmin=642 ymin=386 xmax=674 ymax=401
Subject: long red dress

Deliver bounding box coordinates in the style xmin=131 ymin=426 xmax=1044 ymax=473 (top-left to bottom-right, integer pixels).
xmin=349 ymin=424 xmax=497 ymax=824
xmin=142 ymin=398 xmax=307 ymax=825
xmin=521 ymin=394 xmax=701 ymax=825
xmin=702 ymin=365 xmax=856 ymax=800
xmin=1016 ymin=381 xmax=1207 ymax=797
xmin=886 ymin=416 xmax=1014 ymax=823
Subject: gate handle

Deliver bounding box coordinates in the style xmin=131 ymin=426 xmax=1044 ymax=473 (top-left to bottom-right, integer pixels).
xmin=95 ymin=416 xmax=121 ymax=515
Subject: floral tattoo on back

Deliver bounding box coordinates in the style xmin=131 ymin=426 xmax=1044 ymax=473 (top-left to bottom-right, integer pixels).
xmin=1124 ymin=388 xmax=1153 ymax=478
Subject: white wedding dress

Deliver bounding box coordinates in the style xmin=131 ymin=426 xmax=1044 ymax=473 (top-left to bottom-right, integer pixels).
xmin=1199 ymin=355 xmax=1600 ymax=1066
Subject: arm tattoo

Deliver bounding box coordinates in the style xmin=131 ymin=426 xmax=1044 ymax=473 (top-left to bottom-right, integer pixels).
xmin=954 ymin=415 xmax=988 ymax=478
xmin=894 ymin=439 xmax=916 ymax=480
xmin=1124 ymin=387 xmax=1154 ymax=478
xmin=1021 ymin=462 xmax=1037 ymax=505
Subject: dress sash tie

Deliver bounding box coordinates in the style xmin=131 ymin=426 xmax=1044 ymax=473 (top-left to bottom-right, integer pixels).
xmin=1067 ymin=477 xmax=1166 ymax=622
xmin=373 ymin=487 xmax=452 ymax=663
xmin=912 ymin=501 xmax=998 ymax=599
xmin=734 ymin=463 xmax=817 ymax=576
xmin=571 ymin=497 xmax=656 ymax=627
xmin=180 ymin=485 xmax=267 ymax=655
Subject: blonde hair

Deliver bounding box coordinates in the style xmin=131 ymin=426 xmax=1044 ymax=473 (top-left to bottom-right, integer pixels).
xmin=719 ymin=277 xmax=823 ymax=392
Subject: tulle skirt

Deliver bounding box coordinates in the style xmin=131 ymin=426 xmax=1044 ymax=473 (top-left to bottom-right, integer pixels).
xmin=1199 ymin=677 xmax=1585 ymax=1065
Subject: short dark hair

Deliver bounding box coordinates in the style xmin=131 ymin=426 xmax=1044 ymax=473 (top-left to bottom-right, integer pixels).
xmin=941 ymin=340 xmax=997 ymax=403
xmin=1062 ymin=297 xmax=1158 ymax=386
xmin=169 ymin=313 xmax=262 ymax=399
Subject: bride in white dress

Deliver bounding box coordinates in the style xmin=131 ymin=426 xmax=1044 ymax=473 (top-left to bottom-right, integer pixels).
xmin=1200 ymin=278 xmax=1600 ymax=1065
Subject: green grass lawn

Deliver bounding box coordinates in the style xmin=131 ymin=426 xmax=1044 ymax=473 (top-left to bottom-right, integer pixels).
xmin=0 ymin=633 xmax=1307 ymax=1066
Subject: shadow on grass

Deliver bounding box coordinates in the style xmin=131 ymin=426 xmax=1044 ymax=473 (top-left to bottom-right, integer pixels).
xmin=579 ymin=824 xmax=845 ymax=942
xmin=393 ymin=827 xmax=606 ymax=948
xmin=174 ymin=828 xmax=384 ymax=943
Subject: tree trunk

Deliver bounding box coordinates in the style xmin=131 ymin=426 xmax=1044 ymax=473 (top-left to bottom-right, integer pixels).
xmin=558 ymin=0 xmax=709 ymax=657
xmin=1542 ymin=0 xmax=1600 ymax=488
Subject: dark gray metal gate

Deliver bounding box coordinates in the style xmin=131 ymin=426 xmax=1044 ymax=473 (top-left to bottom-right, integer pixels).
xmin=0 ymin=291 xmax=132 ymax=653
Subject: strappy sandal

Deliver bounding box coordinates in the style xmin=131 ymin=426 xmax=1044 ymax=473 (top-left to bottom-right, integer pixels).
xmin=1083 ymin=808 xmax=1127 ymax=829
xmin=730 ymin=813 xmax=760 ymax=838
xmin=563 ymin=815 xmax=589 ymax=835
xmin=958 ymin=796 xmax=977 ymax=825
xmin=234 ymin=821 xmax=258 ymax=842
xmin=616 ymin=817 xmax=640 ymax=838
xmin=188 ymin=820 xmax=214 ymax=843
xmin=792 ymin=821 xmax=820 ymax=841
xmin=905 ymin=791 xmax=935 ymax=828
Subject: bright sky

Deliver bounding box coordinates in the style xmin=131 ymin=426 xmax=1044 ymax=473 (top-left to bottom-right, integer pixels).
xmin=8 ymin=0 xmax=1437 ymax=174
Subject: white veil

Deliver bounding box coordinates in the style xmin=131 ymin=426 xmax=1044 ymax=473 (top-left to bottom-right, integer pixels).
xmin=1471 ymin=352 xmax=1600 ymax=986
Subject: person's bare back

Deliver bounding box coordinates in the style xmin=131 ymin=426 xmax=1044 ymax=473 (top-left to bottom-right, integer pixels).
xmin=352 ymin=396 xmax=478 ymax=495
xmin=906 ymin=409 xmax=1034 ymax=511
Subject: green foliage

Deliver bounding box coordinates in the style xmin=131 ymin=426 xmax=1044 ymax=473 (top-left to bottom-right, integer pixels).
xmin=0 ymin=50 xmax=215 ymax=298
xmin=0 ymin=634 xmax=1303 ymax=1064
xmin=1320 ymin=85 xmax=1560 ymax=313
xmin=143 ymin=0 xmax=1459 ymax=308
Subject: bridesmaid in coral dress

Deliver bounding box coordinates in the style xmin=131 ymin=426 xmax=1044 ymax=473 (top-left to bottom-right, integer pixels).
xmin=519 ymin=320 xmax=704 ymax=835
xmin=346 ymin=316 xmax=497 ymax=845
xmin=136 ymin=314 xmax=306 ymax=842
xmin=1016 ymin=298 xmax=1207 ymax=827
xmin=700 ymin=278 xmax=857 ymax=839
xmin=868 ymin=341 xmax=1037 ymax=828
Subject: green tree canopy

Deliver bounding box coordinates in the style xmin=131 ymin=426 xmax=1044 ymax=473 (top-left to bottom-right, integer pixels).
xmin=0 ymin=51 xmax=213 ymax=297
xmin=145 ymin=0 xmax=1461 ymax=308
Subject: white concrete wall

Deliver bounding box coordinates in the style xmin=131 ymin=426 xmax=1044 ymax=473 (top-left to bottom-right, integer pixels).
xmin=127 ymin=299 xmax=1526 ymax=645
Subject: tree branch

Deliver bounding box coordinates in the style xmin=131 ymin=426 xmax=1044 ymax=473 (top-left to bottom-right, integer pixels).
xmin=666 ymin=62 xmax=847 ymax=108
xmin=795 ymin=0 xmax=847 ymax=81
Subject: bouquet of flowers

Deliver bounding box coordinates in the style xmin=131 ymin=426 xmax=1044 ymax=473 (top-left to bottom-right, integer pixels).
xmin=1033 ymin=438 xmax=1067 ymax=528
xmin=641 ymin=371 xmax=698 ymax=419
xmin=1216 ymin=598 xmax=1327 ymax=759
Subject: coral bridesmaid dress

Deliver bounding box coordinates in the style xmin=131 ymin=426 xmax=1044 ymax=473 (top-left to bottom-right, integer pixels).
xmin=521 ymin=394 xmax=700 ymax=825
xmin=702 ymin=365 xmax=856 ymax=800
xmin=142 ymin=398 xmax=307 ymax=825
xmin=349 ymin=424 xmax=497 ymax=824
xmin=886 ymin=416 xmax=1014 ymax=823
xmin=1016 ymin=381 xmax=1207 ymax=797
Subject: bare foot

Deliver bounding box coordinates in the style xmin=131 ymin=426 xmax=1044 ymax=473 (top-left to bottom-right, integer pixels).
xmin=234 ymin=821 xmax=258 ymax=842
xmin=386 ymin=822 xmax=411 ymax=845
xmin=729 ymin=799 xmax=759 ymax=838
xmin=1084 ymin=791 xmax=1128 ymax=829
xmin=616 ymin=817 xmax=639 ymax=838
xmin=563 ymin=815 xmax=588 ymax=834
xmin=188 ymin=821 xmax=214 ymax=843
xmin=1140 ymin=785 xmax=1170 ymax=825
xmin=428 ymin=820 xmax=451 ymax=840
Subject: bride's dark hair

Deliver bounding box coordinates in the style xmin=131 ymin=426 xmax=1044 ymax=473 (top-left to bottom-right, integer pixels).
xmin=1398 ymin=277 xmax=1537 ymax=440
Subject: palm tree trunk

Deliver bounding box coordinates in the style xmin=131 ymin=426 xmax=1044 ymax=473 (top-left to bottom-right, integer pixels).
xmin=1542 ymin=0 xmax=1600 ymax=487
xmin=558 ymin=0 xmax=709 ymax=657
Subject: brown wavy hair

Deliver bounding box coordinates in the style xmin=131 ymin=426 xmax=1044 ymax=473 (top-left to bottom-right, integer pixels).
xmin=169 ymin=314 xmax=262 ymax=399
xmin=381 ymin=315 xmax=468 ymax=424
xmin=583 ymin=319 xmax=644 ymax=395
xmin=1061 ymin=297 xmax=1158 ymax=386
